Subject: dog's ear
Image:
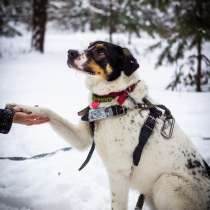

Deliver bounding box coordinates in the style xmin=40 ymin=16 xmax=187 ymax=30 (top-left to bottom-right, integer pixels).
xmin=122 ymin=48 xmax=139 ymax=76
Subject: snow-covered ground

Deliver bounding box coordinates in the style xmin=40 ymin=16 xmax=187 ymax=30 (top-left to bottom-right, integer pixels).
xmin=0 ymin=31 xmax=210 ymax=210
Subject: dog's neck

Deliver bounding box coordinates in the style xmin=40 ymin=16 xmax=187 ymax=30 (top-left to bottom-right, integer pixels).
xmin=85 ymin=72 xmax=141 ymax=95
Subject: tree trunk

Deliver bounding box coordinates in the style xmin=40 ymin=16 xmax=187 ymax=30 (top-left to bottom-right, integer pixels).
xmin=128 ymin=32 xmax=132 ymax=45
xmin=31 ymin=0 xmax=48 ymax=53
xmin=195 ymin=0 xmax=203 ymax=92
xmin=90 ymin=16 xmax=95 ymax=31
xmin=196 ymin=37 xmax=202 ymax=92
xmin=108 ymin=0 xmax=113 ymax=42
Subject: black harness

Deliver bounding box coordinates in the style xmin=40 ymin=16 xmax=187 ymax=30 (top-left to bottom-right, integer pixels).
xmin=133 ymin=103 xmax=162 ymax=166
xmin=78 ymin=98 xmax=174 ymax=170
xmin=78 ymin=97 xmax=175 ymax=209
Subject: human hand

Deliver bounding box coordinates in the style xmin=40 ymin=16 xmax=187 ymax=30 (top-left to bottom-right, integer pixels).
xmin=6 ymin=104 xmax=49 ymax=126
xmin=13 ymin=112 xmax=49 ymax=126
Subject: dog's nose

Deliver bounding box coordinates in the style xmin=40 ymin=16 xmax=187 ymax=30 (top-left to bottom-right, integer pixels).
xmin=68 ymin=50 xmax=79 ymax=59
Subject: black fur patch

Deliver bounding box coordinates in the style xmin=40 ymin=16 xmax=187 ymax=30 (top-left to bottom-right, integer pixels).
xmin=186 ymin=158 xmax=210 ymax=179
xmin=186 ymin=159 xmax=202 ymax=169
xmin=203 ymin=159 xmax=210 ymax=178
xmin=88 ymin=41 xmax=139 ymax=81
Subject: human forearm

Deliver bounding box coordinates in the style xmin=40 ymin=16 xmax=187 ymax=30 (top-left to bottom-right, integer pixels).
xmin=0 ymin=109 xmax=15 ymax=134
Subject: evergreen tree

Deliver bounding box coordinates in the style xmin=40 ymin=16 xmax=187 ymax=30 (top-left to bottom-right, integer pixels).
xmin=87 ymin=0 xmax=144 ymax=42
xmin=145 ymin=0 xmax=210 ymax=91
xmin=48 ymin=0 xmax=89 ymax=31
xmin=87 ymin=0 xmax=117 ymax=42
xmin=0 ymin=0 xmax=32 ymax=37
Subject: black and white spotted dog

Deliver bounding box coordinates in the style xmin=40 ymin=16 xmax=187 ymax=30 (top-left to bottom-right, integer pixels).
xmin=9 ymin=41 xmax=210 ymax=210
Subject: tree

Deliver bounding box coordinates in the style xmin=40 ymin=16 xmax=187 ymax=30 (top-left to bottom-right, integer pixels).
xmin=87 ymin=0 xmax=117 ymax=42
xmin=145 ymin=0 xmax=210 ymax=91
xmin=31 ymin=0 xmax=48 ymax=53
xmin=0 ymin=0 xmax=32 ymax=37
xmin=48 ymin=0 xmax=89 ymax=31
xmin=87 ymin=0 xmax=146 ymax=43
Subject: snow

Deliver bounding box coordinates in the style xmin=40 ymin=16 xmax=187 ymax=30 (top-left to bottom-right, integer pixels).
xmin=0 ymin=30 xmax=210 ymax=210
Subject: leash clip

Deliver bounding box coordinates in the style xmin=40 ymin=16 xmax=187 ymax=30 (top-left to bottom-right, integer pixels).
xmin=161 ymin=117 xmax=175 ymax=139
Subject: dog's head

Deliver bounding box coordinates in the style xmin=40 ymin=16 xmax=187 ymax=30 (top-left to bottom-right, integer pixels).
xmin=67 ymin=41 xmax=139 ymax=81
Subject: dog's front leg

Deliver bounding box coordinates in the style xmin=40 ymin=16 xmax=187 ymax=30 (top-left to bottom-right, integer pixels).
xmin=108 ymin=169 xmax=130 ymax=210
xmin=7 ymin=104 xmax=92 ymax=150
xmin=48 ymin=112 xmax=92 ymax=150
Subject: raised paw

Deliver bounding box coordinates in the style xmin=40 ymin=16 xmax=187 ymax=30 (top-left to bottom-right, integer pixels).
xmin=5 ymin=103 xmax=49 ymax=126
xmin=6 ymin=103 xmax=49 ymax=118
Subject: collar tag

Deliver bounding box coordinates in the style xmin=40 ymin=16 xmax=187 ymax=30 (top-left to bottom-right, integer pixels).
xmin=88 ymin=107 xmax=113 ymax=122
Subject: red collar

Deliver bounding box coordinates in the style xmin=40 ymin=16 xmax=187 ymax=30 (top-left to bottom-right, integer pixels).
xmin=91 ymin=80 xmax=140 ymax=108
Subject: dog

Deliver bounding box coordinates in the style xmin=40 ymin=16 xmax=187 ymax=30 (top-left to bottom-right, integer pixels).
xmin=9 ymin=41 xmax=210 ymax=210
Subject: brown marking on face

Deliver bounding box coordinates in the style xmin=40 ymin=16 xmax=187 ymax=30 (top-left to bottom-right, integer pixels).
xmin=87 ymin=59 xmax=108 ymax=79
xmin=96 ymin=43 xmax=105 ymax=48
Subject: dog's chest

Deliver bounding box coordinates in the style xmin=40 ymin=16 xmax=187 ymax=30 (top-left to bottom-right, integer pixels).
xmin=93 ymin=109 xmax=147 ymax=165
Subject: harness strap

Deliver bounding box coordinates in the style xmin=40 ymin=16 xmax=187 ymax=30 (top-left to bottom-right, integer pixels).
xmin=82 ymin=105 xmax=128 ymax=122
xmin=133 ymin=106 xmax=162 ymax=166
xmin=133 ymin=104 xmax=162 ymax=210
xmin=135 ymin=194 xmax=145 ymax=210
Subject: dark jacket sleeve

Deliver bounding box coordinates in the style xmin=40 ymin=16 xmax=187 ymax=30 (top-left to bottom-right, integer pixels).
xmin=0 ymin=109 xmax=15 ymax=134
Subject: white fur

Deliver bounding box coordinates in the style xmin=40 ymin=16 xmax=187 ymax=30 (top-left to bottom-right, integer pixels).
xmin=9 ymin=72 xmax=210 ymax=210
xmin=74 ymin=53 xmax=88 ymax=70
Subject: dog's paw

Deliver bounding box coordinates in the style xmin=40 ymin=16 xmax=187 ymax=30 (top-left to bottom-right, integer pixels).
xmin=6 ymin=103 xmax=49 ymax=118
xmin=6 ymin=103 xmax=22 ymax=112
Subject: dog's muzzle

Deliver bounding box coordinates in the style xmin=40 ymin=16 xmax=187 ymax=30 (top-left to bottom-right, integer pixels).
xmin=68 ymin=50 xmax=79 ymax=60
xmin=67 ymin=50 xmax=89 ymax=71
xmin=67 ymin=50 xmax=79 ymax=66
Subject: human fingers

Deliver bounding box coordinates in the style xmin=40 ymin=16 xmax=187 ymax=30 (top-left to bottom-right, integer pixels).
xmin=26 ymin=115 xmax=49 ymax=125
xmin=13 ymin=112 xmax=49 ymax=125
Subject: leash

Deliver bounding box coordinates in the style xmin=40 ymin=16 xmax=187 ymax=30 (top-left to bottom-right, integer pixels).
xmin=0 ymin=147 xmax=72 ymax=161
xmin=78 ymin=141 xmax=95 ymax=171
